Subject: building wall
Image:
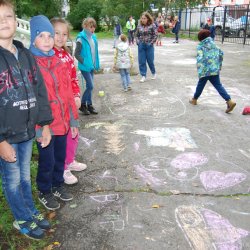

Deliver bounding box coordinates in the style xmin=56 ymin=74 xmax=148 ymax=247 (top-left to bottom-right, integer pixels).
xmin=208 ymin=0 xmax=250 ymax=6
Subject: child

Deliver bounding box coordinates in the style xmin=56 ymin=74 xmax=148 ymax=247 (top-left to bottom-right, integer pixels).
xmin=172 ymin=16 xmax=181 ymax=43
xmin=203 ymin=18 xmax=216 ymax=40
xmin=189 ymin=29 xmax=236 ymax=113
xmin=156 ymin=22 xmax=165 ymax=46
xmin=0 ymin=0 xmax=52 ymax=240
xmin=113 ymin=20 xmax=122 ymax=48
xmin=75 ymin=17 xmax=100 ymax=115
xmin=50 ymin=17 xmax=87 ymax=185
xmin=113 ymin=34 xmax=134 ymax=92
xmin=29 ymin=15 xmax=79 ymax=210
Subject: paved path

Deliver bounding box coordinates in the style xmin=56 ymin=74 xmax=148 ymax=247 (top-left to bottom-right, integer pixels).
xmin=53 ymin=38 xmax=250 ymax=249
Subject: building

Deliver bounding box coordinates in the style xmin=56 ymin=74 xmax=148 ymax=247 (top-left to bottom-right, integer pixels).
xmin=208 ymin=0 xmax=250 ymax=6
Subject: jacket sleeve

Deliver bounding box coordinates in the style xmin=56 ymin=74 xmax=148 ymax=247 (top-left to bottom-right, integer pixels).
xmin=35 ymin=62 xmax=53 ymax=127
xmin=69 ymin=57 xmax=80 ymax=97
xmin=74 ymin=40 xmax=83 ymax=64
xmin=129 ymin=48 xmax=134 ymax=65
xmin=219 ymin=48 xmax=224 ymax=69
xmin=151 ymin=24 xmax=158 ymax=44
xmin=196 ymin=46 xmax=203 ymax=70
xmin=114 ymin=48 xmax=118 ymax=65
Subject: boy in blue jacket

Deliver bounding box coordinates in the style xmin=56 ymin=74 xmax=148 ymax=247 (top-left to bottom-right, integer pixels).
xmin=74 ymin=17 xmax=100 ymax=115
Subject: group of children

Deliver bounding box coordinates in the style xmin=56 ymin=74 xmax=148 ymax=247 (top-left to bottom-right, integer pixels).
xmin=0 ymin=0 xmax=236 ymax=242
xmin=0 ymin=0 xmax=100 ymax=240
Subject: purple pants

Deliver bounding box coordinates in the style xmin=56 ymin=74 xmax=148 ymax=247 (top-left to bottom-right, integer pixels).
xmin=64 ymin=129 xmax=79 ymax=170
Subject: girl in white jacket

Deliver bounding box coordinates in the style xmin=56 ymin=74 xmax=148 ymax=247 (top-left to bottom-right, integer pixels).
xmin=113 ymin=34 xmax=134 ymax=91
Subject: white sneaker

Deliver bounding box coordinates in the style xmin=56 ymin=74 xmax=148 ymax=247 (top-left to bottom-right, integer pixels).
xmin=151 ymin=74 xmax=156 ymax=80
xmin=63 ymin=170 xmax=78 ymax=185
xmin=140 ymin=76 xmax=146 ymax=82
xmin=68 ymin=160 xmax=87 ymax=171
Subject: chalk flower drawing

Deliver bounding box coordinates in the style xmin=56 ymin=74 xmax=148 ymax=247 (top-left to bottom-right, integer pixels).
xmin=132 ymin=128 xmax=197 ymax=151
xmin=200 ymin=171 xmax=246 ymax=192
xmin=175 ymin=205 xmax=249 ymax=250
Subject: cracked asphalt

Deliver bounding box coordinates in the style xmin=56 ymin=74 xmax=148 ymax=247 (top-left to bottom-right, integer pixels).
xmin=52 ymin=37 xmax=250 ymax=250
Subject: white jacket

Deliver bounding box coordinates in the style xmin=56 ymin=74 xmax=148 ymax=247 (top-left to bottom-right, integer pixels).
xmin=114 ymin=42 xmax=133 ymax=69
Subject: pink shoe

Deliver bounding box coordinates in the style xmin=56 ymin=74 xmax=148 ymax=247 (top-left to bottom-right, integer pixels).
xmin=67 ymin=160 xmax=87 ymax=172
xmin=63 ymin=170 xmax=78 ymax=185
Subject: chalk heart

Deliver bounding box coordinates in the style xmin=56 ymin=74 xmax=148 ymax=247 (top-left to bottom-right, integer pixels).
xmin=200 ymin=171 xmax=246 ymax=191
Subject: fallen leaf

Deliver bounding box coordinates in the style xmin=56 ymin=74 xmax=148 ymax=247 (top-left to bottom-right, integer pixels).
xmin=43 ymin=245 xmax=53 ymax=250
xmin=47 ymin=211 xmax=56 ymax=220
xmin=53 ymin=242 xmax=60 ymax=246
xmin=152 ymin=204 xmax=160 ymax=208
xmin=70 ymin=204 xmax=77 ymax=208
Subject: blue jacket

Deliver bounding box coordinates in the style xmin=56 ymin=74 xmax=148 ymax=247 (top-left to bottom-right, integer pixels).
xmin=76 ymin=30 xmax=100 ymax=72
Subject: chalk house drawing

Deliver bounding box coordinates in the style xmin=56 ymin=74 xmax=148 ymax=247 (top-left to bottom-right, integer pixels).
xmin=175 ymin=205 xmax=249 ymax=250
xmin=132 ymin=128 xmax=197 ymax=151
xmin=200 ymin=171 xmax=247 ymax=192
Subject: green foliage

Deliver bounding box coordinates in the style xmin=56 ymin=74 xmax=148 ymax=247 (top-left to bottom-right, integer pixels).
xmin=67 ymin=0 xmax=103 ymax=31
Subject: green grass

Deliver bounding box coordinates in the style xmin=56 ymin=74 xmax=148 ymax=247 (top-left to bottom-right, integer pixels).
xmin=70 ymin=30 xmax=113 ymax=40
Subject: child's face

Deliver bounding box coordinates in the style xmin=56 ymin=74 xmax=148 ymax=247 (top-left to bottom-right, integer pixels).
xmin=85 ymin=24 xmax=95 ymax=33
xmin=53 ymin=22 xmax=68 ymax=49
xmin=34 ymin=31 xmax=54 ymax=53
xmin=0 ymin=5 xmax=16 ymax=40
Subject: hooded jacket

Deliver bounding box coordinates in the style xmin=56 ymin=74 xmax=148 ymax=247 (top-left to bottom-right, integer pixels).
xmin=114 ymin=41 xmax=133 ymax=69
xmin=33 ymin=55 xmax=79 ymax=135
xmin=197 ymin=37 xmax=223 ymax=79
xmin=0 ymin=40 xmax=53 ymax=144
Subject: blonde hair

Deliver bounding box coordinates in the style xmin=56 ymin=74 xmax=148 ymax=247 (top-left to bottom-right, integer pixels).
xmin=82 ymin=17 xmax=96 ymax=29
xmin=120 ymin=34 xmax=127 ymax=42
xmin=50 ymin=17 xmax=71 ymax=37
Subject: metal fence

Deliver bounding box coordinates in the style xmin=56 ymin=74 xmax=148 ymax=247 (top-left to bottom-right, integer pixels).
xmin=176 ymin=4 xmax=250 ymax=45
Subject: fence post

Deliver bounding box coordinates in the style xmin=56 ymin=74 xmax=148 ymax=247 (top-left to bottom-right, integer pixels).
xmin=222 ymin=6 xmax=227 ymax=44
xmin=243 ymin=4 xmax=249 ymax=45
xmin=189 ymin=9 xmax=192 ymax=38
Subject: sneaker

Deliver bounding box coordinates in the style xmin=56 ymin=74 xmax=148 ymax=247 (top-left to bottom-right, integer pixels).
xmin=38 ymin=192 xmax=60 ymax=211
xmin=124 ymin=88 xmax=128 ymax=92
xmin=53 ymin=185 xmax=73 ymax=201
xmin=68 ymin=160 xmax=87 ymax=172
xmin=128 ymin=86 xmax=132 ymax=91
xmin=79 ymin=104 xmax=90 ymax=115
xmin=140 ymin=76 xmax=146 ymax=82
xmin=151 ymin=74 xmax=156 ymax=80
xmin=87 ymin=105 xmax=98 ymax=114
xmin=13 ymin=220 xmax=44 ymax=240
xmin=64 ymin=169 xmax=78 ymax=185
xmin=32 ymin=212 xmax=50 ymax=230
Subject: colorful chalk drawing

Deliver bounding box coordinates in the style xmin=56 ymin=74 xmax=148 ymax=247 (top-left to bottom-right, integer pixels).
xmin=78 ymin=136 xmax=95 ymax=147
xmin=200 ymin=171 xmax=247 ymax=192
xmin=175 ymin=205 xmax=249 ymax=250
xmin=132 ymin=128 xmax=197 ymax=151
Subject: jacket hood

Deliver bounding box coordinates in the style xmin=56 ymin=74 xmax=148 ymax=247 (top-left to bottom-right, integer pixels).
xmin=117 ymin=42 xmax=129 ymax=51
xmin=199 ymin=37 xmax=216 ymax=50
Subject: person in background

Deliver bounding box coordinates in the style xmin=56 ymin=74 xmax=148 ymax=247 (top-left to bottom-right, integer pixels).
xmin=51 ymin=17 xmax=87 ymax=185
xmin=126 ymin=16 xmax=136 ymax=45
xmin=113 ymin=34 xmax=134 ymax=92
xmin=0 ymin=0 xmax=53 ymax=240
xmin=156 ymin=22 xmax=165 ymax=46
xmin=135 ymin=11 xmax=157 ymax=82
xmin=203 ymin=18 xmax=216 ymax=40
xmin=75 ymin=17 xmax=100 ymax=115
xmin=172 ymin=16 xmax=181 ymax=43
xmin=30 ymin=15 xmax=79 ymax=210
xmin=189 ymin=29 xmax=236 ymax=113
xmin=113 ymin=19 xmax=122 ymax=48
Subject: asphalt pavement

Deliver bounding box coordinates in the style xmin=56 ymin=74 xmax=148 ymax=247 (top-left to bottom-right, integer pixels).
xmin=52 ymin=37 xmax=250 ymax=250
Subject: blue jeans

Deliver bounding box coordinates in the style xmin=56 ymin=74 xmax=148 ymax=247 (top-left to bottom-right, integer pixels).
xmin=138 ymin=43 xmax=155 ymax=77
xmin=119 ymin=69 xmax=131 ymax=89
xmin=194 ymin=75 xmax=231 ymax=101
xmin=81 ymin=70 xmax=94 ymax=105
xmin=0 ymin=139 xmax=37 ymax=221
xmin=36 ymin=135 xmax=66 ymax=194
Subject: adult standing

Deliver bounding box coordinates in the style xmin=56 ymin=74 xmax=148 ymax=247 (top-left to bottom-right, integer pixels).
xmin=126 ymin=16 xmax=136 ymax=45
xmin=135 ymin=12 xmax=158 ymax=82
xmin=113 ymin=19 xmax=122 ymax=48
xmin=203 ymin=18 xmax=215 ymax=40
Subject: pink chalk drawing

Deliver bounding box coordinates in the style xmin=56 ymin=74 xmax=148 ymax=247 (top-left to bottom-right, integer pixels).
xmin=133 ymin=141 xmax=140 ymax=152
xmin=200 ymin=171 xmax=247 ymax=192
xmin=175 ymin=205 xmax=249 ymax=250
xmin=134 ymin=164 xmax=164 ymax=187
xmin=170 ymin=152 xmax=208 ymax=169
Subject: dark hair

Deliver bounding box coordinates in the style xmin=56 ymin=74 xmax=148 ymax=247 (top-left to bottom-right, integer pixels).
xmin=140 ymin=11 xmax=153 ymax=26
xmin=198 ymin=29 xmax=211 ymax=41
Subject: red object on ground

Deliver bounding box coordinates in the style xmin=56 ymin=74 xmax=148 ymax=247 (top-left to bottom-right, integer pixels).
xmin=242 ymin=106 xmax=250 ymax=115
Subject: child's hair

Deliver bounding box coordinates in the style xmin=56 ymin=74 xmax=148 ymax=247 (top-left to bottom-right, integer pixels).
xmin=0 ymin=0 xmax=15 ymax=11
xmin=82 ymin=17 xmax=96 ymax=29
xmin=174 ymin=16 xmax=179 ymax=21
xmin=198 ymin=29 xmax=211 ymax=41
xmin=140 ymin=12 xmax=153 ymax=25
xmin=120 ymin=34 xmax=127 ymax=42
xmin=50 ymin=17 xmax=71 ymax=36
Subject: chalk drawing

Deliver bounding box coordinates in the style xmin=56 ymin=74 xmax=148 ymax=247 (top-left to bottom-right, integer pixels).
xmin=103 ymin=124 xmax=125 ymax=155
xmin=134 ymin=164 xmax=164 ymax=186
xmin=230 ymin=210 xmax=250 ymax=216
xmin=84 ymin=122 xmax=109 ymax=129
xmin=78 ymin=136 xmax=95 ymax=147
xmin=170 ymin=152 xmax=208 ymax=169
xmin=89 ymin=171 xmax=118 ymax=186
xmin=238 ymin=149 xmax=250 ymax=159
xmin=132 ymin=127 xmax=197 ymax=151
xmin=175 ymin=205 xmax=249 ymax=250
xmin=200 ymin=171 xmax=247 ymax=192
xmin=197 ymin=129 xmax=213 ymax=144
xmin=90 ymin=194 xmax=120 ymax=203
xmin=149 ymin=90 xmax=159 ymax=96
xmin=133 ymin=141 xmax=140 ymax=152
